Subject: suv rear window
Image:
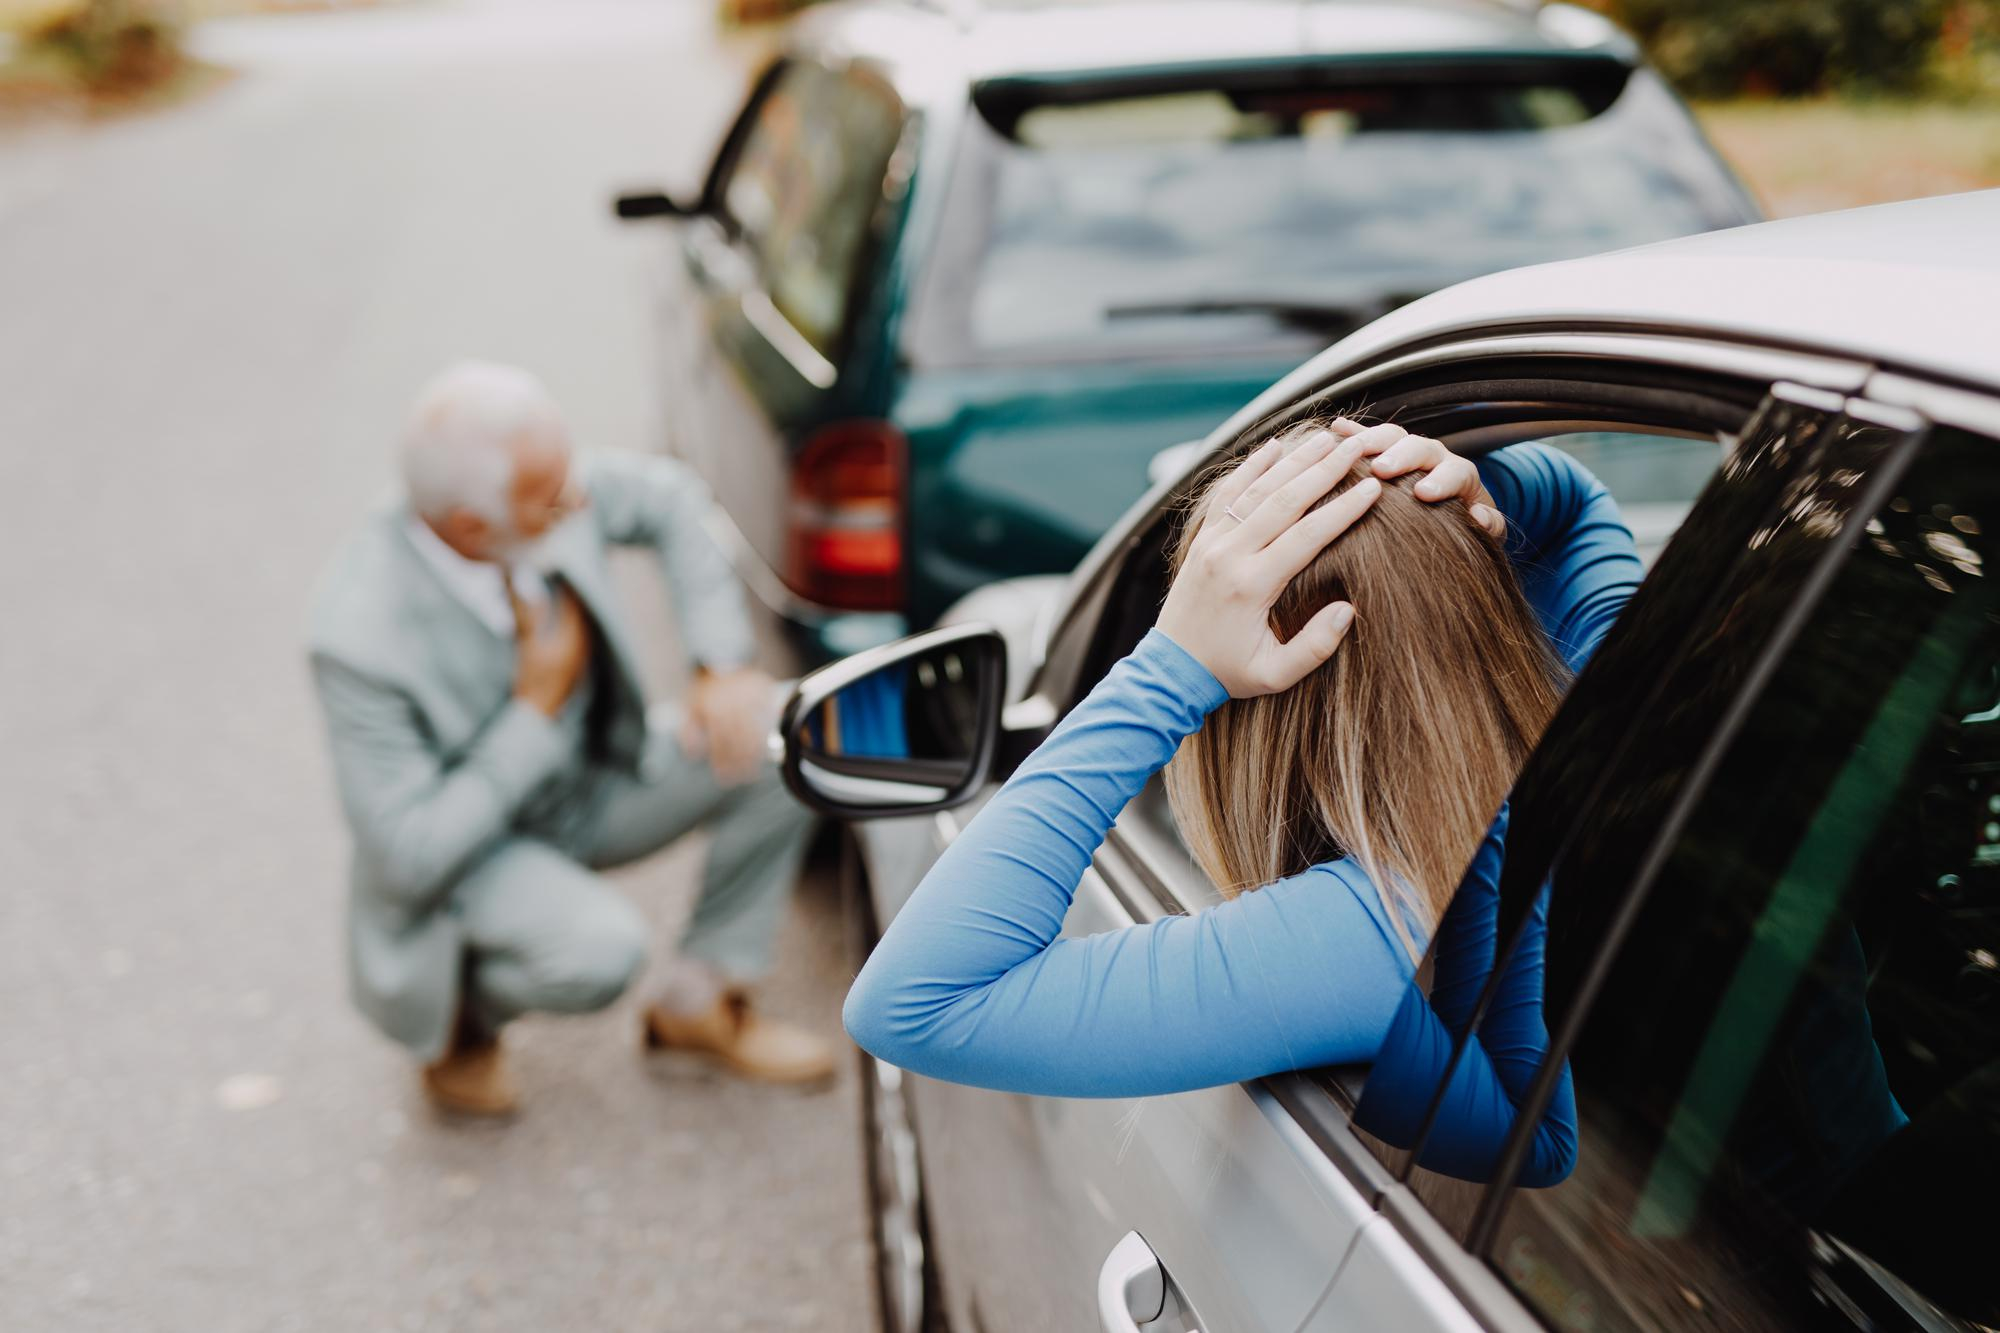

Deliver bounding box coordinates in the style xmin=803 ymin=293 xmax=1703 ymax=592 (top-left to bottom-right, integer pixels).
xmin=924 ymin=61 xmax=1752 ymax=360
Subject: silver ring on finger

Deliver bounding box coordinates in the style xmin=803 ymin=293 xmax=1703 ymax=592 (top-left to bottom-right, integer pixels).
xmin=1224 ymin=504 xmax=1247 ymax=524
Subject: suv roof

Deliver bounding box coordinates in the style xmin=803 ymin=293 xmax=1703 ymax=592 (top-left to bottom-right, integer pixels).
xmin=793 ymin=0 xmax=1636 ymax=100
xmin=1318 ymin=189 xmax=2000 ymax=395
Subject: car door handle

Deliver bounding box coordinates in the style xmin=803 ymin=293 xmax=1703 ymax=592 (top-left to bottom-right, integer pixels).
xmin=1098 ymin=1231 xmax=1165 ymax=1332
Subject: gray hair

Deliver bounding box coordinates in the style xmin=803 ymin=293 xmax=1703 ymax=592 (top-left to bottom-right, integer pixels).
xmin=400 ymin=360 xmax=567 ymax=521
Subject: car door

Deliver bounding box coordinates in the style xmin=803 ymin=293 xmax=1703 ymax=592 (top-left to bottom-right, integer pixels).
xmin=657 ymin=57 xmax=909 ymax=592
xmin=901 ymin=798 xmax=1375 ymax=1333
xmin=888 ymin=326 xmax=1945 ymax=1329
xmin=902 ymin=376 xmax=1760 ymax=1331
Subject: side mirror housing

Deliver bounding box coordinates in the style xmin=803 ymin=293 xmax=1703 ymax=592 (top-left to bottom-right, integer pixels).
xmin=613 ymin=190 xmax=693 ymax=221
xmin=777 ymin=623 xmax=1007 ymax=820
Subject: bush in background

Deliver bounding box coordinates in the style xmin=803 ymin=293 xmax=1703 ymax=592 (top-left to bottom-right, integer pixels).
xmin=716 ymin=0 xmax=817 ymax=26
xmin=11 ymin=0 xmax=186 ymax=93
xmin=1586 ymin=0 xmax=1997 ymax=97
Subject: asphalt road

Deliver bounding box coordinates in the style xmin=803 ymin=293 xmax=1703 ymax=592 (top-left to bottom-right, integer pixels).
xmin=0 ymin=3 xmax=874 ymax=1329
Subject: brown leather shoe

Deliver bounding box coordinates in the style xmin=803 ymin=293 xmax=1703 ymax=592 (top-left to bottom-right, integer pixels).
xmin=422 ymin=1030 xmax=519 ymax=1118
xmin=642 ymin=991 xmax=836 ymax=1085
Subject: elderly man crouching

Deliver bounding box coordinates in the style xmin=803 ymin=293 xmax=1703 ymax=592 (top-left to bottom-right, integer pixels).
xmin=308 ymin=361 xmax=832 ymax=1116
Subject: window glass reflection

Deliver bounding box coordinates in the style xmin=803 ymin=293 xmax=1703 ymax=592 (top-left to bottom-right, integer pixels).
xmin=962 ymin=74 xmax=1746 ymax=354
xmin=1494 ymin=426 xmax=2000 ymax=1330
xmin=723 ymin=62 xmax=903 ymax=356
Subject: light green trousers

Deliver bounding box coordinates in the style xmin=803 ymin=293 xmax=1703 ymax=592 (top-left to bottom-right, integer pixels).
xmin=447 ymin=722 xmax=816 ymax=1032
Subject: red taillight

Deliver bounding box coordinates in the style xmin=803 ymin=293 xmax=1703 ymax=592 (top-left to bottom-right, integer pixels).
xmin=787 ymin=420 xmax=906 ymax=612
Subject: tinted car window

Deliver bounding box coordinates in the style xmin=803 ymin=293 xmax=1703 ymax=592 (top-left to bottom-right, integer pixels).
xmin=1373 ymin=397 xmax=1915 ymax=1234
xmin=720 ymin=61 xmax=904 ymax=357
xmin=939 ymin=66 xmax=1749 ymax=358
xmin=1492 ymin=424 xmax=2000 ymax=1330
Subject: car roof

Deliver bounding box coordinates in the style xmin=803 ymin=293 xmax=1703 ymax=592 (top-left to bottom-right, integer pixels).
xmin=793 ymin=0 xmax=1634 ymax=100
xmin=1316 ymin=189 xmax=2000 ymax=395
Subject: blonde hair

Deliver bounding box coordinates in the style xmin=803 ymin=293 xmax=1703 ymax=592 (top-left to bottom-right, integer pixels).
xmin=1163 ymin=423 xmax=1568 ymax=958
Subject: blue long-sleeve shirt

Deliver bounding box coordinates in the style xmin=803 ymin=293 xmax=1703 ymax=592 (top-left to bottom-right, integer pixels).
xmin=843 ymin=444 xmax=1641 ymax=1182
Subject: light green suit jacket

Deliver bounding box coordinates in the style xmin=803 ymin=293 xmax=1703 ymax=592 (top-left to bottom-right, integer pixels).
xmin=306 ymin=451 xmax=754 ymax=1059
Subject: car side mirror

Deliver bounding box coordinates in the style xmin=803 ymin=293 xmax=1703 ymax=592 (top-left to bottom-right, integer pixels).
xmin=777 ymin=623 xmax=1007 ymax=820
xmin=613 ymin=190 xmax=694 ymax=221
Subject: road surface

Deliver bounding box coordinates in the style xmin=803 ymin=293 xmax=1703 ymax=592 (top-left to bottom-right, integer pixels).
xmin=0 ymin=3 xmax=873 ymax=1328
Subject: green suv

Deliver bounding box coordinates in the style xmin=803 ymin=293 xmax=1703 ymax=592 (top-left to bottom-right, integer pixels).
xmin=615 ymin=0 xmax=1757 ymax=660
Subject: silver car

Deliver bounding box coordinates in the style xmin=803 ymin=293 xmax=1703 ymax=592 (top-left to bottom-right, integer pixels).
xmin=785 ymin=189 xmax=2000 ymax=1333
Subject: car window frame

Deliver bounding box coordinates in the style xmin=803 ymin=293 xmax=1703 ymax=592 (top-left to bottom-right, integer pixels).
xmin=1089 ymin=384 xmax=1768 ymax=1142
xmin=1027 ymin=363 xmax=2000 ymax=1331
xmin=1073 ymin=387 xmax=1788 ymax=1333
xmin=699 ymin=57 xmax=790 ymax=228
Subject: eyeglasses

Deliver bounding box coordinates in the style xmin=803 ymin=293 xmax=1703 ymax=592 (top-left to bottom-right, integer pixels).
xmin=521 ymin=476 xmax=587 ymax=529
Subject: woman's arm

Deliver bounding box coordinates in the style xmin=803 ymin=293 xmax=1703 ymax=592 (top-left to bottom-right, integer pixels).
xmin=1343 ymin=442 xmax=1634 ymax=1185
xmin=1348 ymin=434 xmax=1626 ymax=1182
xmin=846 ymin=426 xmax=1399 ymax=1096
xmin=1476 ymin=444 xmax=1643 ymax=673
xmin=843 ymin=629 xmax=1413 ymax=1096
xmin=843 ymin=428 xmax=1632 ymax=1106
xmin=1354 ymin=806 xmax=1577 ymax=1186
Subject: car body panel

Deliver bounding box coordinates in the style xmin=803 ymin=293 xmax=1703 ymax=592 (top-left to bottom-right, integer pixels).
xmin=896 ymin=360 xmax=1295 ymax=624
xmin=1308 ymin=1219 xmax=1489 ymax=1333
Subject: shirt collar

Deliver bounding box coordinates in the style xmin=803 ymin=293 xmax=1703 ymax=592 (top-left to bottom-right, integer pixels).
xmin=403 ymin=511 xmax=545 ymax=638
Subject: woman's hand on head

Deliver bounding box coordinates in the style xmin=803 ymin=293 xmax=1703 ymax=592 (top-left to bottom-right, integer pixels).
xmin=1345 ymin=420 xmax=1506 ymax=539
xmin=1157 ymin=425 xmax=1378 ymax=698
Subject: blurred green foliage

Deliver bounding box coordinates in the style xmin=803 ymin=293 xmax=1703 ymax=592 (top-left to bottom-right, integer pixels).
xmin=1586 ymin=0 xmax=1999 ymax=98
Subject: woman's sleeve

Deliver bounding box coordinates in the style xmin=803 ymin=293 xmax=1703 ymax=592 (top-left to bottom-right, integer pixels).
xmin=843 ymin=629 xmax=1414 ymax=1098
xmin=1353 ymin=805 xmax=1578 ymax=1187
xmin=1477 ymin=444 xmax=1644 ymax=672
xmin=1349 ymin=441 xmax=1638 ymax=1187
